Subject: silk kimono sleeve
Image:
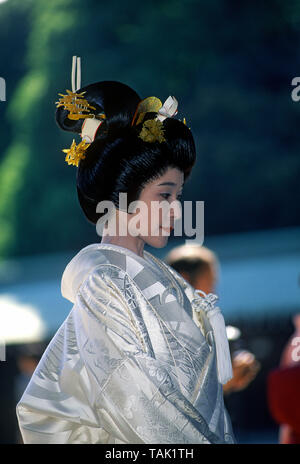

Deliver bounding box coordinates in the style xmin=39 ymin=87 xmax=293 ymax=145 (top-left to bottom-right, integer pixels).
xmin=17 ymin=263 xmax=223 ymax=444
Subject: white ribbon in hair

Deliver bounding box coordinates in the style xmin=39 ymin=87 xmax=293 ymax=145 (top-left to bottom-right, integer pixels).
xmin=71 ymin=55 xmax=104 ymax=143
xmin=193 ymin=289 xmax=233 ymax=385
xmin=155 ymin=96 xmax=178 ymax=122
xmin=81 ymin=118 xmax=104 ymax=143
xmin=71 ymin=55 xmax=81 ymax=92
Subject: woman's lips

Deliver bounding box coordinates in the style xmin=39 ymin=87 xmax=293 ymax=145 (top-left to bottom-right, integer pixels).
xmin=160 ymin=226 xmax=173 ymax=234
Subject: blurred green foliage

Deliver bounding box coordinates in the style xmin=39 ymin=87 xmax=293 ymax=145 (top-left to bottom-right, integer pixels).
xmin=0 ymin=0 xmax=300 ymax=259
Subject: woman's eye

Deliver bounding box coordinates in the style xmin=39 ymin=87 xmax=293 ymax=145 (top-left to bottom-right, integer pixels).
xmin=160 ymin=193 xmax=183 ymax=201
xmin=160 ymin=193 xmax=171 ymax=199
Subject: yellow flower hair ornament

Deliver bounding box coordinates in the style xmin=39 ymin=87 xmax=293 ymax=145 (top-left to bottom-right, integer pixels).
xmin=62 ymin=139 xmax=90 ymax=167
xmin=138 ymin=119 xmax=166 ymax=143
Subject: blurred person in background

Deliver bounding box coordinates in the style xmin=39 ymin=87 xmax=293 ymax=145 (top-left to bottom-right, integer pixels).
xmin=14 ymin=342 xmax=46 ymax=443
xmin=165 ymin=244 xmax=260 ymax=396
xmin=267 ymin=314 xmax=300 ymax=444
xmin=15 ymin=342 xmax=46 ymax=403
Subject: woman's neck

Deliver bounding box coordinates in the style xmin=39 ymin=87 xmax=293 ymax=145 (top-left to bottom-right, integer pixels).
xmin=100 ymin=234 xmax=145 ymax=258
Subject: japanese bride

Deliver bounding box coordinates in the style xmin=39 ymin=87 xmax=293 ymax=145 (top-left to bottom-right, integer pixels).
xmin=16 ymin=58 xmax=235 ymax=444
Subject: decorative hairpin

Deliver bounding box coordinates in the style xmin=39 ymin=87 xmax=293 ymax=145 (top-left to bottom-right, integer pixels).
xmin=62 ymin=139 xmax=90 ymax=166
xmin=132 ymin=95 xmax=188 ymax=143
xmin=56 ymin=56 xmax=106 ymax=167
xmin=56 ymin=89 xmax=99 ymax=121
xmin=138 ymin=119 xmax=166 ymax=143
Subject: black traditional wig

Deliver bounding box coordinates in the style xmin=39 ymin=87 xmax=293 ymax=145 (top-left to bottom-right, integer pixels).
xmin=55 ymin=81 xmax=196 ymax=224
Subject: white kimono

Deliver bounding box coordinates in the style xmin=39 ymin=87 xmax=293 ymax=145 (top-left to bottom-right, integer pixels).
xmin=16 ymin=243 xmax=236 ymax=444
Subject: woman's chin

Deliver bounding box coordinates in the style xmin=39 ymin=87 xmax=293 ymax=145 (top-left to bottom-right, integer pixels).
xmin=145 ymin=235 xmax=169 ymax=249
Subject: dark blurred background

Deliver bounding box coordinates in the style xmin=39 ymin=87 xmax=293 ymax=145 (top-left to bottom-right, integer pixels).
xmin=0 ymin=0 xmax=300 ymax=444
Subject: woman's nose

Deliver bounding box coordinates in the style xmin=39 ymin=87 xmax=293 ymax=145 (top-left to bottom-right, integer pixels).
xmin=170 ymin=199 xmax=182 ymax=222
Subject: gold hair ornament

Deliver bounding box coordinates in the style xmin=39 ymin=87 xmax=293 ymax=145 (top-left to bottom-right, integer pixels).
xmin=55 ymin=89 xmax=99 ymax=120
xmin=182 ymin=117 xmax=191 ymax=129
xmin=132 ymin=95 xmax=189 ymax=143
xmin=138 ymin=119 xmax=166 ymax=143
xmin=62 ymin=139 xmax=90 ymax=167
xmin=57 ymin=56 xmax=106 ymax=166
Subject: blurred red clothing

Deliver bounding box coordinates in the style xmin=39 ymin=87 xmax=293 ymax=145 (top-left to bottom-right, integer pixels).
xmin=267 ymin=364 xmax=300 ymax=444
xmin=274 ymin=314 xmax=300 ymax=444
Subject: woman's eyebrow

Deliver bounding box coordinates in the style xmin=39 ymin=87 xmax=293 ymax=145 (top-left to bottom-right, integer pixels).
xmin=157 ymin=182 xmax=183 ymax=187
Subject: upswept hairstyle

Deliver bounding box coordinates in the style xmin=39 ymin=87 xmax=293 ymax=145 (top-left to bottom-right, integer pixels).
xmin=55 ymin=81 xmax=196 ymax=224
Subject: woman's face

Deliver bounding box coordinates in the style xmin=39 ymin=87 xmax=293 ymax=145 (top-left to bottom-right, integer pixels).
xmin=132 ymin=167 xmax=184 ymax=248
